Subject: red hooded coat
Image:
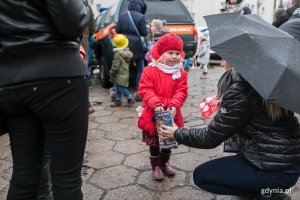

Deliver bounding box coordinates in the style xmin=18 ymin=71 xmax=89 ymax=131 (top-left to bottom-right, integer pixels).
xmin=138 ymin=66 xmax=188 ymax=136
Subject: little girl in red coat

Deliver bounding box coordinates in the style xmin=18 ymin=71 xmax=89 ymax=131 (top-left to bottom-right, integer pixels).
xmin=138 ymin=33 xmax=188 ymax=180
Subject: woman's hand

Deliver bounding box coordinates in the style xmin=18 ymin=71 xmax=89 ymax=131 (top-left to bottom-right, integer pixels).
xmin=158 ymin=124 xmax=178 ymax=140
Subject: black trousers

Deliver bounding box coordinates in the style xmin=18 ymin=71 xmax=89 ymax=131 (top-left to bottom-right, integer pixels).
xmin=0 ymin=77 xmax=89 ymax=200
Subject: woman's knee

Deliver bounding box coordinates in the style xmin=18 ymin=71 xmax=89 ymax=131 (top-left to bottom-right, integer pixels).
xmin=193 ymin=164 xmax=208 ymax=187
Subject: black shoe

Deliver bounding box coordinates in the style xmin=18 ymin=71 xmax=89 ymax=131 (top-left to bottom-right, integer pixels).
xmin=110 ymin=101 xmax=122 ymax=107
xmin=134 ymin=92 xmax=142 ymax=101
xmin=255 ymin=193 xmax=291 ymax=200
xmin=125 ymin=99 xmax=135 ymax=107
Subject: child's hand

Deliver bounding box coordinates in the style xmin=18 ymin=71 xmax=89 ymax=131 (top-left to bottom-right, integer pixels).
xmin=154 ymin=105 xmax=164 ymax=112
xmin=169 ymin=107 xmax=177 ymax=117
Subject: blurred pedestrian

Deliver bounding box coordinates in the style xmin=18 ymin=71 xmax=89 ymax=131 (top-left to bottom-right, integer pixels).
xmin=224 ymin=0 xmax=251 ymax=15
xmin=273 ymin=0 xmax=300 ymax=27
xmin=109 ymin=34 xmax=135 ymax=107
xmin=192 ymin=27 xmax=210 ymax=79
xmin=145 ymin=19 xmax=169 ymax=63
xmin=159 ymin=59 xmax=300 ymax=200
xmin=116 ymin=0 xmax=148 ymax=102
xmin=138 ymin=34 xmax=188 ymax=181
xmin=0 ymin=1 xmax=89 ymax=199
xmin=279 ymin=8 xmax=300 ymax=42
xmin=274 ymin=7 xmax=286 ymax=22
xmin=81 ymin=4 xmax=96 ymax=115
xmin=87 ymin=36 xmax=96 ymax=87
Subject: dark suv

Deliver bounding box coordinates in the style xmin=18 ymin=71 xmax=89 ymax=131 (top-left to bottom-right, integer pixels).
xmin=94 ymin=0 xmax=197 ymax=88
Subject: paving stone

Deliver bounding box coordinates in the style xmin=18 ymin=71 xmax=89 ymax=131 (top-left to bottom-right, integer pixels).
xmin=94 ymin=116 xmax=119 ymax=124
xmin=184 ymin=120 xmax=206 ymax=128
xmin=90 ymin=166 xmax=138 ymax=189
xmin=190 ymin=145 xmax=224 ymax=158
xmin=105 ymin=129 xmax=140 ymax=141
xmin=0 ymin=147 xmax=11 ymax=159
xmin=119 ymin=118 xmax=139 ymax=125
xmin=128 ymin=125 xmax=142 ymax=134
xmin=114 ymin=139 xmax=148 ymax=154
xmin=1 ymin=167 xmax=12 ymax=181
xmin=92 ymin=105 xmax=106 ymax=111
xmin=82 ymin=183 xmax=104 ymax=200
xmin=91 ymin=109 xmax=112 ymax=117
xmin=0 ymin=185 xmax=8 ymax=200
xmin=123 ymin=152 xmax=150 ymax=170
xmin=88 ymin=120 xmax=99 ymax=130
xmin=87 ymin=129 xmax=107 ymax=140
xmin=171 ymin=152 xmax=210 ymax=172
xmin=0 ymin=177 xmax=9 ymax=192
xmin=291 ymin=190 xmax=300 ymax=200
xmin=187 ymin=172 xmax=197 ymax=188
xmin=0 ymin=160 xmax=12 ymax=174
xmin=190 ymin=112 xmax=202 ymax=118
xmin=172 ymin=145 xmax=190 ymax=154
xmin=112 ymin=110 xmax=136 ymax=118
xmin=138 ymin=170 xmax=186 ymax=191
xmin=81 ymin=166 xmax=95 ymax=182
xmin=215 ymin=195 xmax=253 ymax=200
xmin=158 ymin=186 xmax=214 ymax=200
xmin=85 ymin=151 xmax=124 ymax=170
xmin=85 ymin=139 xmax=115 ymax=153
xmin=99 ymin=123 xmax=129 ymax=132
xmin=104 ymin=185 xmax=156 ymax=200
xmin=294 ymin=179 xmax=300 ymax=190
xmin=0 ymin=135 xmax=9 ymax=147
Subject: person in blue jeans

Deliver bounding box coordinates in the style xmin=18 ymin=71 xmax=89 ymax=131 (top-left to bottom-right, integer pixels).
xmin=159 ymin=59 xmax=300 ymax=200
xmin=110 ymin=34 xmax=135 ymax=107
xmin=87 ymin=35 xmax=95 ymax=87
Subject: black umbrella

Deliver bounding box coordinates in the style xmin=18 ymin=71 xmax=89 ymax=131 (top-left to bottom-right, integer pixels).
xmin=204 ymin=13 xmax=300 ymax=114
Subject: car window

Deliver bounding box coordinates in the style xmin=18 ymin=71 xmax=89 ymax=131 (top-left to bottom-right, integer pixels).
xmin=95 ymin=12 xmax=106 ymax=32
xmin=119 ymin=0 xmax=193 ymax=24
xmin=103 ymin=3 xmax=118 ymax=25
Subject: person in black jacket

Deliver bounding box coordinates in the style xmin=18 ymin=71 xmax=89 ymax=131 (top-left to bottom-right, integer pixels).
xmin=279 ymin=8 xmax=300 ymax=42
xmin=273 ymin=0 xmax=300 ymax=27
xmin=116 ymin=0 xmax=148 ymax=101
xmin=0 ymin=1 xmax=89 ymax=199
xmin=159 ymin=59 xmax=300 ymax=200
xmin=224 ymin=0 xmax=252 ymax=15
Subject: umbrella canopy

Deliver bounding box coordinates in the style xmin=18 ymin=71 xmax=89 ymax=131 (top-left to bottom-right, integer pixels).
xmin=204 ymin=13 xmax=300 ymax=114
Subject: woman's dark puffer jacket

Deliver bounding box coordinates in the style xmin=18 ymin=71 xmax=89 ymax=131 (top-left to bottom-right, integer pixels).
xmin=175 ymin=73 xmax=300 ymax=171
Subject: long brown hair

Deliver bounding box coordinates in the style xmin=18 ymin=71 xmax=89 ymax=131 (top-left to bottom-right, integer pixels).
xmin=264 ymin=101 xmax=287 ymax=120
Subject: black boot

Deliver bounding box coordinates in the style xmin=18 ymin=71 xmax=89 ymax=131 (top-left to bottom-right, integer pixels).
xmin=110 ymin=100 xmax=122 ymax=107
xmin=37 ymin=163 xmax=53 ymax=200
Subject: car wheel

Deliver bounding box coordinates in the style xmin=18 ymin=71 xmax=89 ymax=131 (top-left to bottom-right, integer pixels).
xmin=98 ymin=57 xmax=112 ymax=88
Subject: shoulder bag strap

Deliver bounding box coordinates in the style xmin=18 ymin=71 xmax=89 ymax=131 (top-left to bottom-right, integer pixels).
xmin=127 ymin=11 xmax=141 ymax=37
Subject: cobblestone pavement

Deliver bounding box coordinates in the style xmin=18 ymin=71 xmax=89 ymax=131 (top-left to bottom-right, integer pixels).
xmin=0 ymin=66 xmax=299 ymax=200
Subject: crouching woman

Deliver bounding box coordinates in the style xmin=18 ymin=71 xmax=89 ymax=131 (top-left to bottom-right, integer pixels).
xmin=159 ymin=59 xmax=300 ymax=200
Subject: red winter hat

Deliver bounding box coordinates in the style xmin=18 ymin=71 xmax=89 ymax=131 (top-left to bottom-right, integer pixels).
xmin=151 ymin=33 xmax=185 ymax=60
